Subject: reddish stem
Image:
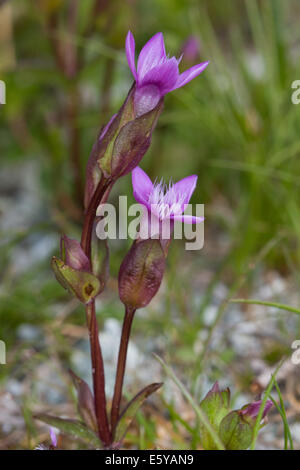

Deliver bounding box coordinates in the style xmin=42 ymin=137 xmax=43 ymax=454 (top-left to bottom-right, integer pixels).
xmin=81 ymin=175 xmax=114 ymax=447
xmin=81 ymin=176 xmax=112 ymax=259
xmin=111 ymin=305 xmax=136 ymax=434
xmin=85 ymin=302 xmax=111 ymax=446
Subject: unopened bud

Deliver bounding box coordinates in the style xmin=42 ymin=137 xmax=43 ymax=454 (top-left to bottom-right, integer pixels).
xmin=219 ymin=410 xmax=252 ymax=450
xmin=199 ymin=381 xmax=231 ymax=450
xmin=240 ymin=399 xmax=273 ymax=424
xmin=118 ymin=239 xmax=165 ymax=309
xmin=61 ymin=235 xmax=91 ymax=271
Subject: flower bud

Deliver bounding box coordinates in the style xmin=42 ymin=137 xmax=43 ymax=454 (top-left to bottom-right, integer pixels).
xmin=240 ymin=399 xmax=273 ymax=424
xmin=199 ymin=382 xmax=273 ymax=450
xmin=199 ymin=381 xmax=231 ymax=450
xmin=219 ymin=411 xmax=252 ymax=450
xmin=61 ymin=235 xmax=91 ymax=271
xmin=219 ymin=399 xmax=272 ymax=450
xmin=118 ymin=239 xmax=165 ymax=309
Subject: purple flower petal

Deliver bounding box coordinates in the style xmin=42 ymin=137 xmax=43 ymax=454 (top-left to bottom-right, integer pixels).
xmin=262 ymin=400 xmax=273 ymax=418
xmin=171 ymin=174 xmax=198 ymax=209
xmin=137 ymin=32 xmax=166 ymax=82
xmin=134 ymin=84 xmax=161 ymax=116
xmin=50 ymin=428 xmax=57 ymax=448
xmin=140 ymin=57 xmax=179 ymax=95
xmin=241 ymin=399 xmax=273 ymax=420
xmin=125 ymin=31 xmax=137 ymax=80
xmin=171 ymin=214 xmax=204 ymax=224
xmin=132 ymin=166 xmax=153 ymax=206
xmin=171 ymin=61 xmax=209 ymax=91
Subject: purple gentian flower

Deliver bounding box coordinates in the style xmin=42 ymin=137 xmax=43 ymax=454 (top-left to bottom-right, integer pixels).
xmin=126 ymin=31 xmax=209 ymax=116
xmin=241 ymin=399 xmax=273 ymax=421
xmin=132 ymin=166 xmax=203 ymax=239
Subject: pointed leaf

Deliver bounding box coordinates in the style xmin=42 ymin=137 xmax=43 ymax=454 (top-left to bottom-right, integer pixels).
xmin=114 ymin=382 xmax=162 ymax=443
xmin=35 ymin=414 xmax=101 ymax=448
xmin=51 ymin=256 xmax=102 ymax=304
xmin=69 ymin=370 xmax=97 ymax=432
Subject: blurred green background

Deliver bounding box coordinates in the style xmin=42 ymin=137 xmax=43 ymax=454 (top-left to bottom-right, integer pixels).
xmin=1 ymin=0 xmax=300 ymax=449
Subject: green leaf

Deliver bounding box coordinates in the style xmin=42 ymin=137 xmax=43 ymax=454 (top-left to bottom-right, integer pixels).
xmin=250 ymin=360 xmax=285 ymax=449
xmin=230 ymin=298 xmax=300 ymax=315
xmin=35 ymin=414 xmax=102 ymax=448
xmin=69 ymin=369 xmax=97 ymax=432
xmin=114 ymin=383 xmax=162 ymax=444
xmin=51 ymin=256 xmax=102 ymax=304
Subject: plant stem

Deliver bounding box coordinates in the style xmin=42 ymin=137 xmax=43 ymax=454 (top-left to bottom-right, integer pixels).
xmin=111 ymin=305 xmax=136 ymax=434
xmin=81 ymin=175 xmax=112 ymax=260
xmin=81 ymin=175 xmax=114 ymax=447
xmin=231 ymin=298 xmax=300 ymax=315
xmin=250 ymin=359 xmax=285 ymax=450
xmin=85 ymin=302 xmax=111 ymax=446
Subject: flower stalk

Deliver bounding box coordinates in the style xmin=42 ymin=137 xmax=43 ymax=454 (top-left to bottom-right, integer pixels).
xmin=81 ymin=174 xmax=113 ymax=261
xmin=80 ymin=175 xmax=114 ymax=447
xmin=85 ymin=301 xmax=111 ymax=446
xmin=111 ymin=305 xmax=136 ymax=434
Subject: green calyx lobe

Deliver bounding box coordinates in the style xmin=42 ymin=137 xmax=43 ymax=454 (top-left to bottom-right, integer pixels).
xmin=51 ymin=256 xmax=102 ymax=304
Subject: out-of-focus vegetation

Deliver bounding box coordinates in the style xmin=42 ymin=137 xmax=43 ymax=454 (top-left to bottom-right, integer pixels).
xmin=1 ymin=0 xmax=300 ymax=450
